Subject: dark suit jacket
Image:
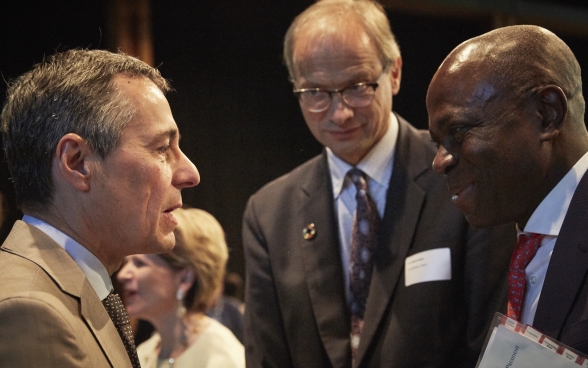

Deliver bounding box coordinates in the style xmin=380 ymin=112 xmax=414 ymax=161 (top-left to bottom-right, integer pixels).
xmin=243 ymin=115 xmax=516 ymax=368
xmin=0 ymin=221 xmax=132 ymax=367
xmin=533 ymin=170 xmax=588 ymax=355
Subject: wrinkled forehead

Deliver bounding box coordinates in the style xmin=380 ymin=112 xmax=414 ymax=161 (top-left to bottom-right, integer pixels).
xmin=292 ymin=17 xmax=377 ymax=75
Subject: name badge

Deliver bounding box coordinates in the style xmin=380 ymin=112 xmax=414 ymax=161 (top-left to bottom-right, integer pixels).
xmin=404 ymin=248 xmax=451 ymax=287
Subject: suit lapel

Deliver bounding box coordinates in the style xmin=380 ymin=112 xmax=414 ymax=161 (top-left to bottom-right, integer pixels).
xmin=80 ymin=280 xmax=132 ymax=368
xmin=3 ymin=221 xmax=85 ymax=298
xmin=3 ymin=221 xmax=130 ymax=368
xmin=300 ymin=153 xmax=353 ymax=368
xmin=534 ymin=171 xmax=588 ymax=338
xmin=355 ymin=117 xmax=428 ymax=366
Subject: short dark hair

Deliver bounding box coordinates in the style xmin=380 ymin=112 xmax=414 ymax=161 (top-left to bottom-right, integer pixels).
xmin=1 ymin=49 xmax=171 ymax=211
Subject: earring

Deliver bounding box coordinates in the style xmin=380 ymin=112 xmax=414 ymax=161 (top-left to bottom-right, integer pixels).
xmin=176 ymin=288 xmax=187 ymax=318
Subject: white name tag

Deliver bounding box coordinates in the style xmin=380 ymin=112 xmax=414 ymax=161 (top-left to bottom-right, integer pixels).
xmin=404 ymin=248 xmax=452 ymax=287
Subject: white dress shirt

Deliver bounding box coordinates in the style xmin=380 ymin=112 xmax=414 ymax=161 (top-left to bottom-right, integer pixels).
xmin=23 ymin=215 xmax=113 ymax=300
xmin=327 ymin=112 xmax=398 ymax=303
xmin=519 ymin=150 xmax=588 ymax=326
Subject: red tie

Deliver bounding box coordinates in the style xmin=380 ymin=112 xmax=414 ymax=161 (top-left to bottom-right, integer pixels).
xmin=507 ymin=233 xmax=544 ymax=321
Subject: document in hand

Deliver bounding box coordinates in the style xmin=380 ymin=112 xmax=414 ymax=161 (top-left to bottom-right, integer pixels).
xmin=476 ymin=313 xmax=588 ymax=368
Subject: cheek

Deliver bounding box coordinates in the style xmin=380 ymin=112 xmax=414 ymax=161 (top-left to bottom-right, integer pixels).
xmin=140 ymin=165 xmax=173 ymax=206
xmin=461 ymin=132 xmax=502 ymax=168
xmin=303 ymin=113 xmax=325 ymax=138
xmin=140 ymin=271 xmax=173 ymax=296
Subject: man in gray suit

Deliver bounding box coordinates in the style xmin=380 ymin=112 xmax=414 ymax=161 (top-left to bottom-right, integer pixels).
xmin=428 ymin=25 xmax=588 ymax=355
xmin=0 ymin=49 xmax=200 ymax=367
xmin=242 ymin=1 xmax=516 ymax=367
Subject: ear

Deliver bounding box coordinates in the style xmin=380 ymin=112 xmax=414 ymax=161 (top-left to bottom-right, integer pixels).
xmin=389 ymin=57 xmax=402 ymax=96
xmin=536 ymin=85 xmax=567 ymax=141
xmin=54 ymin=133 xmax=93 ymax=192
xmin=175 ymin=268 xmax=196 ymax=292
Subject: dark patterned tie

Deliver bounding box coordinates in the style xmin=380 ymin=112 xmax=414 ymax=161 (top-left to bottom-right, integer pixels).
xmin=507 ymin=233 xmax=544 ymax=321
xmin=347 ymin=168 xmax=380 ymax=361
xmin=102 ymin=293 xmax=142 ymax=368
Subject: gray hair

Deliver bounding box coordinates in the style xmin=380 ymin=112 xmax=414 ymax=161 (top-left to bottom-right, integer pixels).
xmin=283 ymin=0 xmax=401 ymax=81
xmin=1 ymin=49 xmax=171 ymax=211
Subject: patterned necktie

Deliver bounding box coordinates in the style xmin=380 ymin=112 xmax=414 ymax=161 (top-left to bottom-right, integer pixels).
xmin=348 ymin=168 xmax=380 ymax=361
xmin=102 ymin=293 xmax=142 ymax=368
xmin=507 ymin=233 xmax=544 ymax=321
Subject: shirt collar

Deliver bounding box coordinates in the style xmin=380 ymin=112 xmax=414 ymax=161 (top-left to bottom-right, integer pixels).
xmin=327 ymin=112 xmax=398 ymax=199
xmin=22 ymin=215 xmax=113 ymax=300
xmin=524 ymin=150 xmax=588 ymax=236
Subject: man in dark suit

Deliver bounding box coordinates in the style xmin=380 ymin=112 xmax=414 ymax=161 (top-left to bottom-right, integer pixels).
xmin=242 ymin=1 xmax=516 ymax=367
xmin=428 ymin=25 xmax=588 ymax=355
xmin=0 ymin=49 xmax=200 ymax=367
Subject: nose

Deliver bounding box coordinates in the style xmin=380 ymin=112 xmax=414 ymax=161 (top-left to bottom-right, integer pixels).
xmin=329 ymin=93 xmax=354 ymax=125
xmin=116 ymin=261 xmax=133 ymax=283
xmin=432 ymin=145 xmax=456 ymax=175
xmin=173 ymin=149 xmax=200 ymax=189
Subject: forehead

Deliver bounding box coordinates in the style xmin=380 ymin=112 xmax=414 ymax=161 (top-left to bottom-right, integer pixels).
xmin=129 ymin=254 xmax=174 ymax=270
xmin=113 ymin=75 xmax=177 ymax=140
xmin=292 ymin=20 xmax=382 ymax=85
xmin=113 ymin=75 xmax=165 ymax=112
xmin=428 ymin=62 xmax=503 ymax=127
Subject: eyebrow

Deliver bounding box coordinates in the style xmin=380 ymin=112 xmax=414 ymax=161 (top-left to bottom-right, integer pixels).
xmin=430 ymin=115 xmax=450 ymax=133
xmin=147 ymin=128 xmax=179 ymax=144
xmin=299 ymin=70 xmax=378 ymax=88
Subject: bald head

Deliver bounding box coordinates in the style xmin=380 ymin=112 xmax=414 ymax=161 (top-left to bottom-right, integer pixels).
xmin=427 ymin=25 xmax=588 ymax=228
xmin=432 ymin=25 xmax=584 ymax=127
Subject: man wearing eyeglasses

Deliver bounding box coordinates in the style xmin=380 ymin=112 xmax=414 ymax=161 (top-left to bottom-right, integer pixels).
xmin=242 ymin=1 xmax=515 ymax=367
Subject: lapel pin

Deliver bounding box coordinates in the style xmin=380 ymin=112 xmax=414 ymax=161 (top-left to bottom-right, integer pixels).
xmin=303 ymin=223 xmax=316 ymax=240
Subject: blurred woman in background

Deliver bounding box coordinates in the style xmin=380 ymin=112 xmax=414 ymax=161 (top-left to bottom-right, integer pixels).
xmin=117 ymin=208 xmax=244 ymax=368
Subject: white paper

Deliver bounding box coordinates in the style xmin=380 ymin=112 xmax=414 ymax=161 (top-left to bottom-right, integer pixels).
xmin=478 ymin=325 xmax=579 ymax=368
xmin=522 ymin=326 xmax=542 ymax=342
xmin=404 ymin=248 xmax=451 ymax=287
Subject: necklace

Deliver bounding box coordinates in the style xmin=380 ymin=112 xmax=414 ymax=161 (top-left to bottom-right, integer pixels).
xmin=155 ymin=314 xmax=209 ymax=367
xmin=156 ymin=357 xmax=175 ymax=368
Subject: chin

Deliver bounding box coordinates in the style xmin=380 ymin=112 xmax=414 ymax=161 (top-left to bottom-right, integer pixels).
xmin=145 ymin=232 xmax=176 ymax=254
xmin=159 ymin=236 xmax=177 ymax=253
xmin=123 ymin=303 xmax=141 ymax=319
xmin=464 ymin=211 xmax=507 ymax=229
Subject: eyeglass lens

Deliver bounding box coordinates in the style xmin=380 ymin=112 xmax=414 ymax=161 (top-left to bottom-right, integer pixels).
xmin=301 ymin=84 xmax=377 ymax=113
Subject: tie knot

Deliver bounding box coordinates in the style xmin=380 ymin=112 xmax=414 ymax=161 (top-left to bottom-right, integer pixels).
xmin=102 ymin=293 xmax=130 ymax=327
xmin=348 ymin=168 xmax=367 ymax=191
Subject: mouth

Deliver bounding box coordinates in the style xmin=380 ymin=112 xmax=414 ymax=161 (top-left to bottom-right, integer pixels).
xmin=123 ymin=290 xmax=138 ymax=300
xmin=448 ymin=182 xmax=474 ymax=205
xmin=327 ymin=126 xmax=361 ymax=140
xmin=162 ymin=203 xmax=182 ymax=227
xmin=164 ymin=202 xmax=182 ymax=214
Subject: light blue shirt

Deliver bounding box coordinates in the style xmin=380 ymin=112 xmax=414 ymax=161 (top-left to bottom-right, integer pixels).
xmin=519 ymin=150 xmax=588 ymax=326
xmin=327 ymin=112 xmax=398 ymax=302
xmin=23 ymin=215 xmax=113 ymax=300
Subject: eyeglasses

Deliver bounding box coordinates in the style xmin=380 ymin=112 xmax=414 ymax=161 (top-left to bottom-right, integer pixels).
xmin=293 ymin=79 xmax=380 ymax=113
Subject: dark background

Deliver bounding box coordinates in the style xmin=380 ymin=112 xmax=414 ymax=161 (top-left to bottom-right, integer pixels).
xmin=1 ymin=0 xmax=587 ymax=277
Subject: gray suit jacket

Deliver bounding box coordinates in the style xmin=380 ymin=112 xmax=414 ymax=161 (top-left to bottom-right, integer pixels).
xmin=243 ymin=115 xmax=516 ymax=368
xmin=0 ymin=220 xmax=132 ymax=367
xmin=533 ymin=170 xmax=588 ymax=355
